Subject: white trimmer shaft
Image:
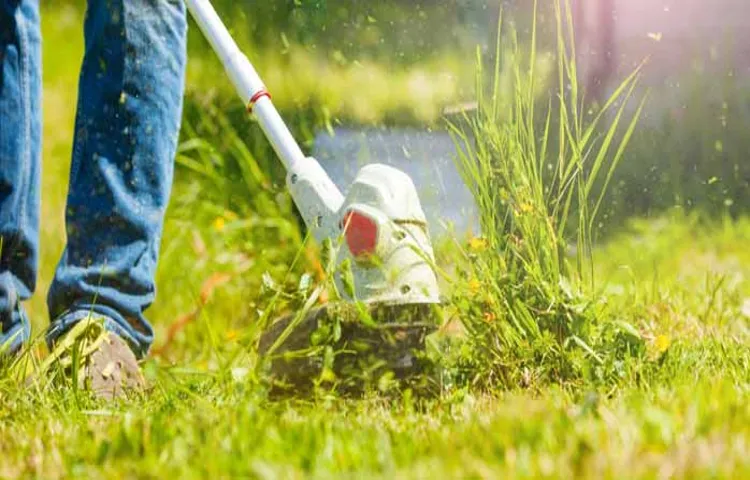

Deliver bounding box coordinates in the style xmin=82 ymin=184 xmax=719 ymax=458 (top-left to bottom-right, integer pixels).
xmin=185 ymin=0 xmax=440 ymax=306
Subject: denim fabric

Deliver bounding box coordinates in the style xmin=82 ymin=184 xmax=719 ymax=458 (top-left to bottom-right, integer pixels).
xmin=0 ymin=0 xmax=41 ymax=353
xmin=1 ymin=0 xmax=187 ymax=357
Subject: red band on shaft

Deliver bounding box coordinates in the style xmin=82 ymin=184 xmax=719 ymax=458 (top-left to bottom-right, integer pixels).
xmin=247 ymin=89 xmax=271 ymax=113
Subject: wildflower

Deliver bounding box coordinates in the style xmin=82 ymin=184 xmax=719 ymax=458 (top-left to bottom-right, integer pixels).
xmin=468 ymin=237 xmax=488 ymax=252
xmin=518 ymin=202 xmax=534 ymax=214
xmin=213 ymin=216 xmax=226 ymax=232
xmin=226 ymin=330 xmax=239 ymax=341
xmin=655 ymin=334 xmax=671 ymax=354
xmin=483 ymin=311 xmax=496 ymax=323
xmin=468 ymin=278 xmax=481 ymax=293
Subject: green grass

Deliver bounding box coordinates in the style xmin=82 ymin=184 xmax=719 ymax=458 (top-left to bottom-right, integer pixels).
xmin=1 ymin=380 xmax=748 ymax=478
xmin=1 ymin=2 xmax=748 ymax=478
xmin=2 ymin=215 xmax=748 ymax=478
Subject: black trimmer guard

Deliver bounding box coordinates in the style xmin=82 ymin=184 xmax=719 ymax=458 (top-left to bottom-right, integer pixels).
xmin=258 ymin=303 xmax=441 ymax=393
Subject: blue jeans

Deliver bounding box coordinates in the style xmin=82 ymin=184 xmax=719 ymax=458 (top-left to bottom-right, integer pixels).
xmin=0 ymin=0 xmax=187 ymax=357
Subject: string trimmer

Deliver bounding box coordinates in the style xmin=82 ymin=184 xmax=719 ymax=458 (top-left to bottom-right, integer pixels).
xmin=185 ymin=0 xmax=442 ymax=389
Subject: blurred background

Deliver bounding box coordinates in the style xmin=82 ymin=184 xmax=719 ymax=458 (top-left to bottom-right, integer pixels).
xmin=33 ymin=0 xmax=750 ymax=359
xmin=572 ymin=0 xmax=750 ymax=218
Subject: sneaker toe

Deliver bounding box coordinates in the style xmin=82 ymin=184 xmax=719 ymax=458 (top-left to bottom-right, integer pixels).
xmin=86 ymin=333 xmax=145 ymax=400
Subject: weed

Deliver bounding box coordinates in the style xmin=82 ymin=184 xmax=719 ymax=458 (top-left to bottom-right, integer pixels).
xmin=446 ymin=2 xmax=645 ymax=390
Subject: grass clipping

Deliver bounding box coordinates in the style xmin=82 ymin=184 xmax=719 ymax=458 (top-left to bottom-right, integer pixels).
xmin=446 ymin=2 xmax=646 ymax=391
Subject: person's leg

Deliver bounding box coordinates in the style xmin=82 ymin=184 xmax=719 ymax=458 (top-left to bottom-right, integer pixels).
xmin=0 ymin=0 xmax=41 ymax=354
xmin=47 ymin=0 xmax=187 ymax=357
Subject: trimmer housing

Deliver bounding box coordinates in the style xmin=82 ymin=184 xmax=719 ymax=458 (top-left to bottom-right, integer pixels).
xmin=289 ymin=161 xmax=440 ymax=306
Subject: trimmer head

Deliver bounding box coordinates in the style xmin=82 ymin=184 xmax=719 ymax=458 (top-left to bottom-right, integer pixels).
xmin=265 ymin=161 xmax=443 ymax=390
xmin=259 ymin=302 xmax=441 ymax=393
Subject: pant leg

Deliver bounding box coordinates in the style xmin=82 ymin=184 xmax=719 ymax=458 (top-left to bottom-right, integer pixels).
xmin=0 ymin=0 xmax=41 ymax=354
xmin=47 ymin=0 xmax=187 ymax=357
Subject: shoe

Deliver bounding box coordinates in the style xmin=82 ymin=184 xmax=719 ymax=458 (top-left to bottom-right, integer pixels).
xmin=0 ymin=308 xmax=31 ymax=356
xmin=36 ymin=316 xmax=145 ymax=400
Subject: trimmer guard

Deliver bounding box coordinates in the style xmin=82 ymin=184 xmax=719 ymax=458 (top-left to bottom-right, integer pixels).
xmin=258 ymin=302 xmax=441 ymax=393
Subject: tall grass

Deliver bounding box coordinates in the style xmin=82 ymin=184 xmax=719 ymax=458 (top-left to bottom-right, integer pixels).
xmin=446 ymin=2 xmax=645 ymax=389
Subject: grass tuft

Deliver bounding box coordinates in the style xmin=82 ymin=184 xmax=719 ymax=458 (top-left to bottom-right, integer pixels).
xmin=445 ymin=2 xmax=645 ymax=390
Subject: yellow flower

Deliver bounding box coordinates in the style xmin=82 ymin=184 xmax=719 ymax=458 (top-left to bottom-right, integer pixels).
xmin=655 ymin=334 xmax=671 ymax=353
xmin=468 ymin=237 xmax=488 ymax=252
xmin=468 ymin=278 xmax=481 ymax=293
xmin=226 ymin=330 xmax=239 ymax=341
xmin=213 ymin=216 xmax=226 ymax=232
xmin=518 ymin=202 xmax=534 ymax=214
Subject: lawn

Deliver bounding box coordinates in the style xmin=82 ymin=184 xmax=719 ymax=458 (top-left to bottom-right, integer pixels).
xmin=0 ymin=2 xmax=748 ymax=479
xmin=2 ymin=215 xmax=747 ymax=478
